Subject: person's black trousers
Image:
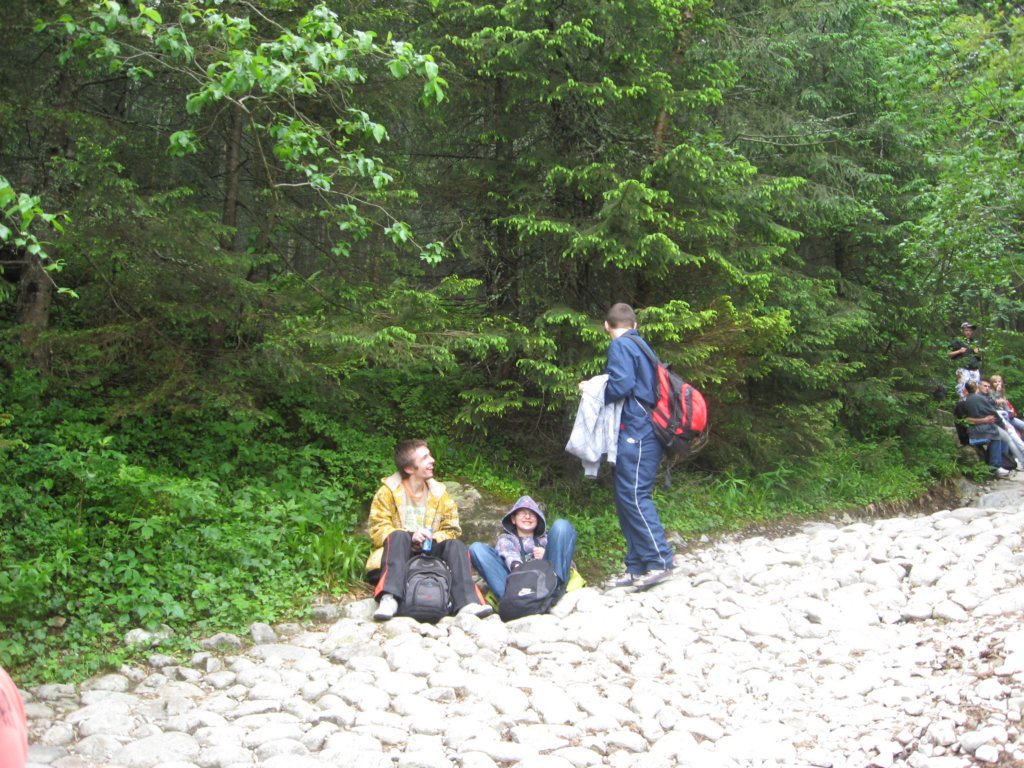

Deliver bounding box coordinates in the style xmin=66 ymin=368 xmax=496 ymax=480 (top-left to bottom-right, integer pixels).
xmin=374 ymin=530 xmax=483 ymax=612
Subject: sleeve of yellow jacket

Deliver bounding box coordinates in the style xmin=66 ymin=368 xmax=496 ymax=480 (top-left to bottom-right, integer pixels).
xmin=368 ymin=484 xmax=402 ymax=549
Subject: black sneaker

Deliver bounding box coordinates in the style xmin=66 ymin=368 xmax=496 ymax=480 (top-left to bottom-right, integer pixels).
xmin=632 ymin=569 xmax=673 ymax=591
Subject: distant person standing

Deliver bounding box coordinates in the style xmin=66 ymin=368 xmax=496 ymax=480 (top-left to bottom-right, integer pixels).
xmin=579 ymin=303 xmax=674 ymax=591
xmin=0 ymin=666 xmax=28 ymax=768
xmin=949 ymin=321 xmax=982 ymax=398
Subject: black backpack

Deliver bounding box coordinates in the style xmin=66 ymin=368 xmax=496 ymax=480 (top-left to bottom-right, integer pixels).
xmin=627 ymin=335 xmax=708 ymax=459
xmin=498 ymin=559 xmax=564 ymax=622
xmin=396 ymin=555 xmax=452 ymax=622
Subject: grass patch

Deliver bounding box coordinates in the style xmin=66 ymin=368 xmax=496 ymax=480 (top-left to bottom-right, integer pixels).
xmin=659 ymin=436 xmax=955 ymax=538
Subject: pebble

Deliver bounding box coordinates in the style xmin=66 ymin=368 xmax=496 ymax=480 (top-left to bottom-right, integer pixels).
xmin=21 ymin=482 xmax=1024 ymax=768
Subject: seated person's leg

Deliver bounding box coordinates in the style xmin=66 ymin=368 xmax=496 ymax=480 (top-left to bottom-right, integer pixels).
xmin=969 ymin=438 xmax=993 ymax=464
xmin=999 ymin=427 xmax=1024 ymax=465
xmin=434 ymin=539 xmax=487 ymax=612
xmin=469 ymin=542 xmax=509 ymax=599
xmin=545 ymin=518 xmax=578 ymax=586
xmin=376 ymin=530 xmax=414 ymax=600
xmin=989 ymin=439 xmax=1005 ymax=468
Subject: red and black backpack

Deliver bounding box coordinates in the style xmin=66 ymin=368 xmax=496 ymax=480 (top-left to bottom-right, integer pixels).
xmin=627 ymin=335 xmax=708 ymax=459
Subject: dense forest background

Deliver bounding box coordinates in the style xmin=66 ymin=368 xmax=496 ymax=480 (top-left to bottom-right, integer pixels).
xmin=2 ymin=0 xmax=1023 ymax=681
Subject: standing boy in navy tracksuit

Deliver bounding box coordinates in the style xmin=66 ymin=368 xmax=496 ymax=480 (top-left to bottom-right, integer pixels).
xmin=581 ymin=303 xmax=674 ymax=590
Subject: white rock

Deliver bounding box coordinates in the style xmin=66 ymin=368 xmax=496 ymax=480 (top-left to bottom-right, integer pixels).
xmin=933 ymin=600 xmax=969 ymax=622
xmin=975 ymin=587 xmax=1024 ymax=616
xmin=201 ymin=632 xmax=244 ymax=651
xmin=925 ymin=720 xmax=958 ymax=746
xmin=715 ymin=723 xmax=798 ymax=762
xmin=509 ymin=757 xmax=577 ymax=768
xmin=195 ymin=743 xmax=253 ymax=767
xmin=975 ymin=744 xmax=1002 ymax=763
xmin=737 ymin=607 xmax=791 ymax=639
xmin=460 ymin=753 xmax=501 ymax=768
xmin=459 ymin=738 xmax=536 ymax=762
xmin=509 ymin=724 xmax=579 ymax=751
xmin=113 ymin=733 xmax=200 ymax=767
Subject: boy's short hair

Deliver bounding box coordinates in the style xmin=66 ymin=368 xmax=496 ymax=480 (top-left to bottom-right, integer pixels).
xmin=606 ymin=302 xmax=637 ymax=329
xmin=394 ymin=439 xmax=428 ymax=477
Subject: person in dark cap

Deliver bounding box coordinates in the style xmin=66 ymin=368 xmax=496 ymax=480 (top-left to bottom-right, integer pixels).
xmin=949 ymin=321 xmax=982 ymax=398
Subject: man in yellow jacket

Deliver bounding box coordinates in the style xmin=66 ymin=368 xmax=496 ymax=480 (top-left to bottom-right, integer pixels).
xmin=366 ymin=439 xmax=492 ymax=621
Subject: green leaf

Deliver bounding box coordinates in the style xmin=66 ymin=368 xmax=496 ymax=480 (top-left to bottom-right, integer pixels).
xmin=167 ymin=130 xmax=199 ymax=157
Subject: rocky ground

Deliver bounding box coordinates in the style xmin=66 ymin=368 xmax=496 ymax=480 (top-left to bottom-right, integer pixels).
xmin=20 ymin=475 xmax=1024 ymax=768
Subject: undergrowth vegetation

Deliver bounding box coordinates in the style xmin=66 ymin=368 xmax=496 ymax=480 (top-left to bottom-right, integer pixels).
xmin=1 ymin=351 xmax=962 ymax=684
xmin=0 ymin=365 xmax=383 ymax=682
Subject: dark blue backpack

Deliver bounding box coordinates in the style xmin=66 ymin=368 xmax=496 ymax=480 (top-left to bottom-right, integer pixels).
xmin=396 ymin=555 xmax=451 ymax=622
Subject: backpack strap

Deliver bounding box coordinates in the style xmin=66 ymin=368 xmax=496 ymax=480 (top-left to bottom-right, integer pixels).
xmin=625 ymin=334 xmax=661 ymax=369
xmin=625 ymin=334 xmax=672 ymax=483
xmin=625 ymin=334 xmax=662 ymax=412
xmin=516 ymin=536 xmax=533 ymax=564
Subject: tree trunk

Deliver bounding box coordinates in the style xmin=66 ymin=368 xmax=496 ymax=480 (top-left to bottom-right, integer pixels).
xmin=652 ymin=11 xmax=694 ymax=160
xmin=15 ymin=255 xmax=53 ymax=370
xmin=653 ymin=110 xmax=671 ymax=159
xmin=221 ymin=102 xmax=245 ymax=251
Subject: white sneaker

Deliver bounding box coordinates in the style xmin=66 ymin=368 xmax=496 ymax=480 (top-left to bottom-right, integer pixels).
xmin=457 ymin=602 xmax=494 ymax=619
xmin=373 ymin=593 xmax=398 ymax=621
xmin=632 ymin=569 xmax=673 ymax=591
xmin=1016 ymin=459 xmax=1023 ymax=471
xmin=604 ymin=572 xmax=639 ymax=589
xmin=995 ymin=467 xmax=1011 ymax=478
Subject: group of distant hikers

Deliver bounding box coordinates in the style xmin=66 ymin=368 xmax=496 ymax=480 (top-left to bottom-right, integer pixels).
xmin=950 ymin=321 xmax=1024 ymax=478
xmin=366 ymin=303 xmax=680 ymax=624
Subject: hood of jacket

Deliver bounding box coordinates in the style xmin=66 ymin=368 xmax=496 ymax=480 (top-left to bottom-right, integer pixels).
xmin=380 ymin=471 xmax=447 ymax=498
xmin=501 ymin=495 xmax=547 ymax=536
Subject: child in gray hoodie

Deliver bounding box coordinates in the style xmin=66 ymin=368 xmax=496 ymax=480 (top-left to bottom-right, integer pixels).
xmin=469 ymin=495 xmax=577 ymax=599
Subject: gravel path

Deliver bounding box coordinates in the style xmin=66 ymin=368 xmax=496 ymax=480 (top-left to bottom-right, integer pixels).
xmin=22 ymin=477 xmax=1024 ymax=768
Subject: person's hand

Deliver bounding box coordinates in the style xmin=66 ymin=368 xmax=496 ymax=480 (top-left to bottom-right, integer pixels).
xmin=533 ymin=546 xmax=545 ymax=560
xmin=411 ymin=530 xmax=427 ymax=550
